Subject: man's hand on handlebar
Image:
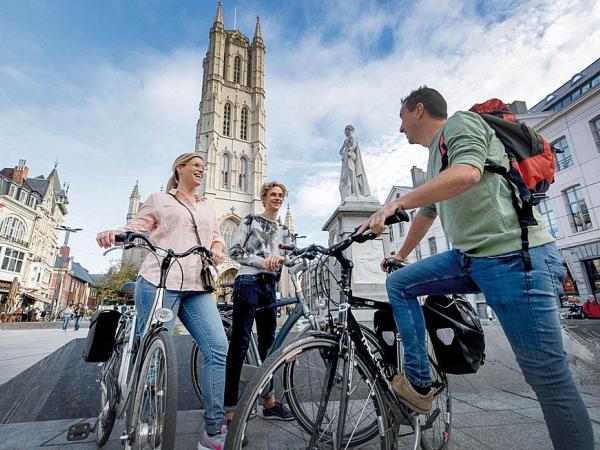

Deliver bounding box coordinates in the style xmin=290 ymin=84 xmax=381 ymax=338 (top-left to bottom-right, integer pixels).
xmin=356 ymin=204 xmax=407 ymax=237
xmin=380 ymin=254 xmax=407 ymax=273
xmin=261 ymin=255 xmax=285 ymax=272
xmin=96 ymin=230 xmax=122 ymax=249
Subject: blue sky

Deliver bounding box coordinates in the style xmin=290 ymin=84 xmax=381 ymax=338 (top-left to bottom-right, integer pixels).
xmin=1 ymin=0 xmax=599 ymax=273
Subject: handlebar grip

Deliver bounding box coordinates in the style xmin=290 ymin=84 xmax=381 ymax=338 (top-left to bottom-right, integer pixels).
xmin=384 ymin=207 xmax=410 ymax=225
xmin=383 ymin=258 xmax=407 ymax=273
xmin=114 ymin=233 xmax=126 ymax=243
xmin=279 ymin=244 xmax=295 ymax=251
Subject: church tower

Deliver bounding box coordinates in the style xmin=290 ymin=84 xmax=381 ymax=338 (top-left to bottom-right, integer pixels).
xmin=122 ymin=181 xmax=144 ymax=270
xmin=195 ymin=2 xmax=268 ymax=287
xmin=195 ymin=3 xmax=266 ymax=215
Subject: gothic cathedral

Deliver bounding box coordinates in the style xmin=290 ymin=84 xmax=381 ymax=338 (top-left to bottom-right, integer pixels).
xmin=122 ymin=3 xmax=283 ymax=296
xmin=194 ymin=3 xmax=268 ymax=289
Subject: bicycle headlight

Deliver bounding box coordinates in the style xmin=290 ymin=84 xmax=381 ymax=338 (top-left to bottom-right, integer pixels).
xmin=154 ymin=307 xmax=174 ymax=323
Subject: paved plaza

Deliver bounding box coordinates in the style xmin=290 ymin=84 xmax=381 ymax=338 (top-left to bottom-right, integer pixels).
xmin=0 ymin=321 xmax=599 ymax=449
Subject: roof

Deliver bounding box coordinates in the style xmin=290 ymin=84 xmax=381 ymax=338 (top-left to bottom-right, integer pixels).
xmin=71 ymin=262 xmax=96 ymax=285
xmin=529 ymin=57 xmax=600 ymax=113
xmin=26 ymin=177 xmax=50 ymax=197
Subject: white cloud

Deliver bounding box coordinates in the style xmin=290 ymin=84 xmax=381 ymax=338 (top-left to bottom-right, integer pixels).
xmin=1 ymin=0 xmax=599 ymax=272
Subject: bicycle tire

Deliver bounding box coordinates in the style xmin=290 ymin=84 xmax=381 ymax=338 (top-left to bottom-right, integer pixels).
xmin=190 ymin=316 xmax=257 ymax=404
xmin=128 ymin=330 xmax=178 ymax=450
xmin=95 ymin=325 xmax=126 ymax=446
xmin=225 ymin=333 xmax=394 ymax=449
xmin=284 ymin=323 xmax=385 ymax=445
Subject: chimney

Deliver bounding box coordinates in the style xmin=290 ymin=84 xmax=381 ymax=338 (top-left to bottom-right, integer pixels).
xmin=509 ymin=101 xmax=528 ymax=114
xmin=410 ymin=166 xmax=427 ymax=188
xmin=12 ymin=160 xmax=29 ymax=186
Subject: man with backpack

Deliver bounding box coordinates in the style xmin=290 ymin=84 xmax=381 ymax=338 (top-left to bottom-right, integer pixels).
xmin=359 ymin=86 xmax=593 ymax=449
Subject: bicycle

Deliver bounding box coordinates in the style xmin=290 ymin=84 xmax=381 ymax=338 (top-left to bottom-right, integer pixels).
xmin=92 ymin=231 xmax=213 ymax=449
xmin=225 ymin=208 xmax=452 ymax=450
xmin=190 ymin=249 xmax=324 ymax=405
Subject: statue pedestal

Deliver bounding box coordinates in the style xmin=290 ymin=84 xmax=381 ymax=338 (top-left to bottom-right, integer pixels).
xmin=322 ymin=197 xmax=391 ymax=323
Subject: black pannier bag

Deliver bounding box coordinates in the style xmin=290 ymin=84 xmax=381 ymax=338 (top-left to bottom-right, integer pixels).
xmin=422 ymin=295 xmax=485 ymax=375
xmin=83 ymin=310 xmax=121 ymax=362
xmin=373 ymin=308 xmax=398 ymax=367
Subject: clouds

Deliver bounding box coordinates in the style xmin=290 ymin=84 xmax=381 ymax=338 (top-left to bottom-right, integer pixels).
xmin=263 ymin=0 xmax=600 ymax=221
xmin=0 ymin=0 xmax=598 ymax=273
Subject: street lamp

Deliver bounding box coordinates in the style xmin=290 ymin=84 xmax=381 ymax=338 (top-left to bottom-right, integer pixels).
xmin=50 ymin=225 xmax=82 ymax=320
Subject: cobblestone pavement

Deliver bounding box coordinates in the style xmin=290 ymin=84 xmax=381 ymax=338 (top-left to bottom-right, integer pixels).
xmin=0 ymin=321 xmax=598 ymax=449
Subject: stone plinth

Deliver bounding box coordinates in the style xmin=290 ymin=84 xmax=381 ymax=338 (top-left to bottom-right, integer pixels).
xmin=322 ymin=197 xmax=391 ymax=321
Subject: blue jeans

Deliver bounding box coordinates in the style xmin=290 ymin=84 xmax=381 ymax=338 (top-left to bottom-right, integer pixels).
xmin=135 ymin=276 xmax=228 ymax=434
xmin=386 ymin=243 xmax=593 ymax=449
xmin=62 ymin=315 xmax=71 ymax=330
xmin=74 ymin=316 xmax=82 ymax=331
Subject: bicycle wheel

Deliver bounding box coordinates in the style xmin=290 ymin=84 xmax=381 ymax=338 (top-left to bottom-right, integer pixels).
xmin=96 ymin=326 xmax=125 ymax=446
xmin=284 ymin=324 xmax=386 ymax=446
xmin=225 ymin=333 xmax=394 ymax=449
xmin=128 ymin=330 xmax=178 ymax=450
xmin=191 ymin=316 xmax=257 ymax=404
xmin=420 ymin=343 xmax=451 ymax=450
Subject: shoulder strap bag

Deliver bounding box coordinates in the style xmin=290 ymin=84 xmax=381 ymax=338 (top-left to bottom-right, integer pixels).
xmin=168 ymin=193 xmax=217 ymax=293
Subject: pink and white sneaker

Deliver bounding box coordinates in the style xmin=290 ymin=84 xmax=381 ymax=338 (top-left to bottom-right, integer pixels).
xmin=197 ymin=424 xmax=226 ymax=450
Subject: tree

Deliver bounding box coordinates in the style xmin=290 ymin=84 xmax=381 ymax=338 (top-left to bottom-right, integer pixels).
xmin=96 ymin=262 xmax=138 ymax=305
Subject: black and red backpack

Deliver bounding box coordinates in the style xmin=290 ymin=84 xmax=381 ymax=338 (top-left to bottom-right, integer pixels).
xmin=438 ymin=98 xmax=557 ymax=270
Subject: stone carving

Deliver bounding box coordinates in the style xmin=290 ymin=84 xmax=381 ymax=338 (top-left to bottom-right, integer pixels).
xmin=339 ymin=125 xmax=371 ymax=201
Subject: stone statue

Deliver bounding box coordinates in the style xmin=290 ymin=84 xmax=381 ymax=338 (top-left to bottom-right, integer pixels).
xmin=339 ymin=125 xmax=371 ymax=201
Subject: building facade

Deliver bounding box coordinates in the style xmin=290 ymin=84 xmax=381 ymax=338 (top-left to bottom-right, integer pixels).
xmin=519 ymin=57 xmax=600 ymax=301
xmin=0 ymin=160 xmax=68 ymax=312
xmin=121 ymin=181 xmax=145 ymax=270
xmin=50 ymin=246 xmax=97 ymax=313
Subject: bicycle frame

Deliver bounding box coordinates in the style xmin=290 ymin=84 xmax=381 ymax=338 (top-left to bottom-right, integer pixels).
xmin=309 ymin=237 xmax=421 ymax=449
xmin=244 ymin=258 xmax=318 ymax=366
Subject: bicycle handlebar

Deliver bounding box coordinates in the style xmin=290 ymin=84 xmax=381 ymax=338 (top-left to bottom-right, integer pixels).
xmin=114 ymin=231 xmax=212 ymax=259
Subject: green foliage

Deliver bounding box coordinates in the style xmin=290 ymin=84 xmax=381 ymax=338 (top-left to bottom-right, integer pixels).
xmin=96 ymin=262 xmax=138 ymax=305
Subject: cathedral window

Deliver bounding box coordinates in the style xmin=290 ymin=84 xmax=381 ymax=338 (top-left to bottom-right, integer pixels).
xmin=240 ymin=107 xmax=248 ymax=140
xmin=222 ymin=153 xmax=231 ymax=189
xmin=221 ymin=218 xmax=238 ymax=252
xmin=238 ymin=157 xmax=248 ymax=192
xmin=223 ymin=102 xmax=232 ymax=136
xmin=233 ymin=56 xmax=241 ymax=84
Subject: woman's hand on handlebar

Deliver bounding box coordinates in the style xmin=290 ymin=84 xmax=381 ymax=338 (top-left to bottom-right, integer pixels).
xmin=96 ymin=230 xmax=122 ymax=249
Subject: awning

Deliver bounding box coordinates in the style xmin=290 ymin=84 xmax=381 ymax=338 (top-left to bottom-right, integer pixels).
xmin=21 ymin=291 xmax=51 ymax=304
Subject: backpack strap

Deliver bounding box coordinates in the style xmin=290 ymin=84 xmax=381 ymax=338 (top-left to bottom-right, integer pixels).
xmin=484 ymin=161 xmax=536 ymax=271
xmin=438 ymin=131 xmax=449 ymax=172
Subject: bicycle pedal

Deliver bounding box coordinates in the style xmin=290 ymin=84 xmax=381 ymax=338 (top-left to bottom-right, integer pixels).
xmin=66 ymin=422 xmax=91 ymax=441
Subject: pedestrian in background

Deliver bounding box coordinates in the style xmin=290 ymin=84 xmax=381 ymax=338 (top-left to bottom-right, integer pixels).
xmin=61 ymin=304 xmax=73 ymax=331
xmin=74 ymin=304 xmax=84 ymax=331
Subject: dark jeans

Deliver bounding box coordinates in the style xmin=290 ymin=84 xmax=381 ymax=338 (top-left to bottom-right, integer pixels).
xmin=224 ymin=275 xmax=277 ymax=408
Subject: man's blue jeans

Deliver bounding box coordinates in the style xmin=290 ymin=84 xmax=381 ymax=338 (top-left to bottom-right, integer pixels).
xmin=62 ymin=315 xmax=71 ymax=330
xmin=386 ymin=243 xmax=593 ymax=449
xmin=135 ymin=276 xmax=228 ymax=435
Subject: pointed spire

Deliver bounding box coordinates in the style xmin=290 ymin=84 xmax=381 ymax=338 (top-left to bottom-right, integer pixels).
xmin=130 ymin=180 xmax=140 ymax=199
xmin=285 ymin=204 xmax=294 ymax=233
xmin=214 ymin=1 xmax=224 ymax=26
xmin=253 ymin=16 xmax=263 ymax=41
xmin=127 ymin=181 xmax=141 ymax=218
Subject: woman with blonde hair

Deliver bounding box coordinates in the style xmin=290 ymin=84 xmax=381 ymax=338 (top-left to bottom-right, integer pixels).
xmin=97 ymin=152 xmax=229 ymax=449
